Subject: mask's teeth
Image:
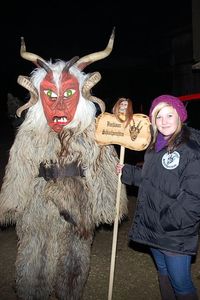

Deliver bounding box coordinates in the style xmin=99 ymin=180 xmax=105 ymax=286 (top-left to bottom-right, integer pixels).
xmin=53 ymin=117 xmax=67 ymax=123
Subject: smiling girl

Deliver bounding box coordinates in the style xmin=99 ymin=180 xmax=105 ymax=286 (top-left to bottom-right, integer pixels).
xmin=116 ymin=95 xmax=200 ymax=300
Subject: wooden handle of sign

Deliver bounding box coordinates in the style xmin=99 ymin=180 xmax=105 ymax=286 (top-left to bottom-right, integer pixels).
xmin=108 ymin=146 xmax=125 ymax=300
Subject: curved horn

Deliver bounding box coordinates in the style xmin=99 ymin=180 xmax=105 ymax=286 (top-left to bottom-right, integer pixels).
xmin=20 ymin=37 xmax=46 ymax=63
xmin=192 ymin=61 xmax=200 ymax=69
xmin=20 ymin=37 xmax=50 ymax=71
xmin=37 ymin=59 xmax=51 ymax=73
xmin=63 ymin=56 xmax=80 ymax=72
xmin=75 ymin=27 xmax=115 ymax=71
xmin=82 ymin=72 xmax=105 ymax=113
xmin=16 ymin=75 xmax=38 ymax=117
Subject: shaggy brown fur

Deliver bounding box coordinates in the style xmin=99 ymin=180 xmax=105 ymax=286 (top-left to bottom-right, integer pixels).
xmin=0 ymin=119 xmax=128 ymax=300
xmin=0 ymin=30 xmax=128 ymax=299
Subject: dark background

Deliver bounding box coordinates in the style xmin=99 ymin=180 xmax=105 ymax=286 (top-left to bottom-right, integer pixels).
xmin=1 ymin=0 xmax=200 ymax=141
xmin=1 ymin=6 xmax=200 ymax=298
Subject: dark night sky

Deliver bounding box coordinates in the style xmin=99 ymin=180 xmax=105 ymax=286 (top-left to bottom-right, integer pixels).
xmin=0 ymin=0 xmax=192 ymax=119
xmin=1 ymin=1 xmax=200 ymax=167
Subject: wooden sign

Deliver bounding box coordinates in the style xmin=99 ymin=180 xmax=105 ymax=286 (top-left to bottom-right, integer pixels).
xmin=95 ymin=112 xmax=151 ymax=151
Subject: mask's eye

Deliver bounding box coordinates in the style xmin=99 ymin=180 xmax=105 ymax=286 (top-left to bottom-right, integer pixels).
xmin=64 ymin=89 xmax=76 ymax=98
xmin=44 ymin=90 xmax=57 ymax=99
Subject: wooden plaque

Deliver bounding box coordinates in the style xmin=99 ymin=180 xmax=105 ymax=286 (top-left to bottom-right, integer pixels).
xmin=95 ymin=112 xmax=151 ymax=151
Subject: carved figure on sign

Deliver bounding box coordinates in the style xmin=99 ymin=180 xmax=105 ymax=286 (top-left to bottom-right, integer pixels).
xmin=112 ymin=97 xmax=133 ymax=125
xmin=129 ymin=119 xmax=143 ymax=141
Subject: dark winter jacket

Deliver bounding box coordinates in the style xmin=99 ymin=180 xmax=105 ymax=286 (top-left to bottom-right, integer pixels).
xmin=121 ymin=126 xmax=200 ymax=255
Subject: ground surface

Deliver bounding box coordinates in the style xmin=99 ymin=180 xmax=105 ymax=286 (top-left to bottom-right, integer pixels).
xmin=0 ymin=135 xmax=200 ymax=300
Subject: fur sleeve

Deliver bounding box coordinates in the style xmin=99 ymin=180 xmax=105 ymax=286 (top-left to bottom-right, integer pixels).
xmin=0 ymin=132 xmax=39 ymax=225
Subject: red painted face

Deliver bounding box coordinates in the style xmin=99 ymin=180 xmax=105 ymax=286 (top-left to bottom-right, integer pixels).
xmin=40 ymin=71 xmax=80 ymax=133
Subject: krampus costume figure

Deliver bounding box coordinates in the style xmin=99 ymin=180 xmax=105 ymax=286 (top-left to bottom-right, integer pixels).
xmin=0 ymin=29 xmax=128 ymax=300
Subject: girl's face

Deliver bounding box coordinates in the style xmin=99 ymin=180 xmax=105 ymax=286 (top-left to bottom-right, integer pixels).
xmin=156 ymin=106 xmax=179 ymax=138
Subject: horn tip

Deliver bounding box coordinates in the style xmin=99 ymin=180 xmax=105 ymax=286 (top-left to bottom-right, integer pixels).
xmin=20 ymin=36 xmax=25 ymax=44
xmin=112 ymin=26 xmax=116 ymax=36
xmin=16 ymin=108 xmax=22 ymax=118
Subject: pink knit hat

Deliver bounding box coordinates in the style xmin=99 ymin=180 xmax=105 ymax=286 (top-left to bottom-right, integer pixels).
xmin=149 ymin=95 xmax=187 ymax=122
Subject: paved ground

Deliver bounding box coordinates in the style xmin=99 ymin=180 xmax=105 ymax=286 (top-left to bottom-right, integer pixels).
xmin=0 ymin=200 xmax=159 ymax=300
xmin=0 ymin=198 xmax=200 ymax=300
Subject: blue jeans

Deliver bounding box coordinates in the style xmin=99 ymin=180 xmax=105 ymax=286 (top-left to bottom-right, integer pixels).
xmin=150 ymin=247 xmax=197 ymax=295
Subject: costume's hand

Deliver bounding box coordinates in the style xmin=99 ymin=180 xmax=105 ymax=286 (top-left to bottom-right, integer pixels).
xmin=116 ymin=163 xmax=124 ymax=175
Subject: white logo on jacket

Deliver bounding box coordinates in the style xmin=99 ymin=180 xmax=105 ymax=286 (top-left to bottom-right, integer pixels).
xmin=162 ymin=151 xmax=180 ymax=170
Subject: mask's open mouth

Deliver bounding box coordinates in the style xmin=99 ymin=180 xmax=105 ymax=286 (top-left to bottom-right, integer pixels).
xmin=53 ymin=116 xmax=67 ymax=124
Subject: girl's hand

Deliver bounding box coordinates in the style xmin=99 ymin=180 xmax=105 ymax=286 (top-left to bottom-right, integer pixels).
xmin=116 ymin=163 xmax=124 ymax=175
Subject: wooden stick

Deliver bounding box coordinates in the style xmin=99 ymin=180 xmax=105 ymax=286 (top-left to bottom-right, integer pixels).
xmin=108 ymin=145 xmax=125 ymax=300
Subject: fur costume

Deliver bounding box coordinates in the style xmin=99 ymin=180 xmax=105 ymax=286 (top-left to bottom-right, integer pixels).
xmin=0 ymin=29 xmax=128 ymax=300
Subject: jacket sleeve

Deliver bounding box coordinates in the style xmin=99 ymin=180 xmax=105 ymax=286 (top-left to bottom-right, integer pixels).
xmin=160 ymin=158 xmax=200 ymax=231
xmin=121 ymin=164 xmax=142 ymax=187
